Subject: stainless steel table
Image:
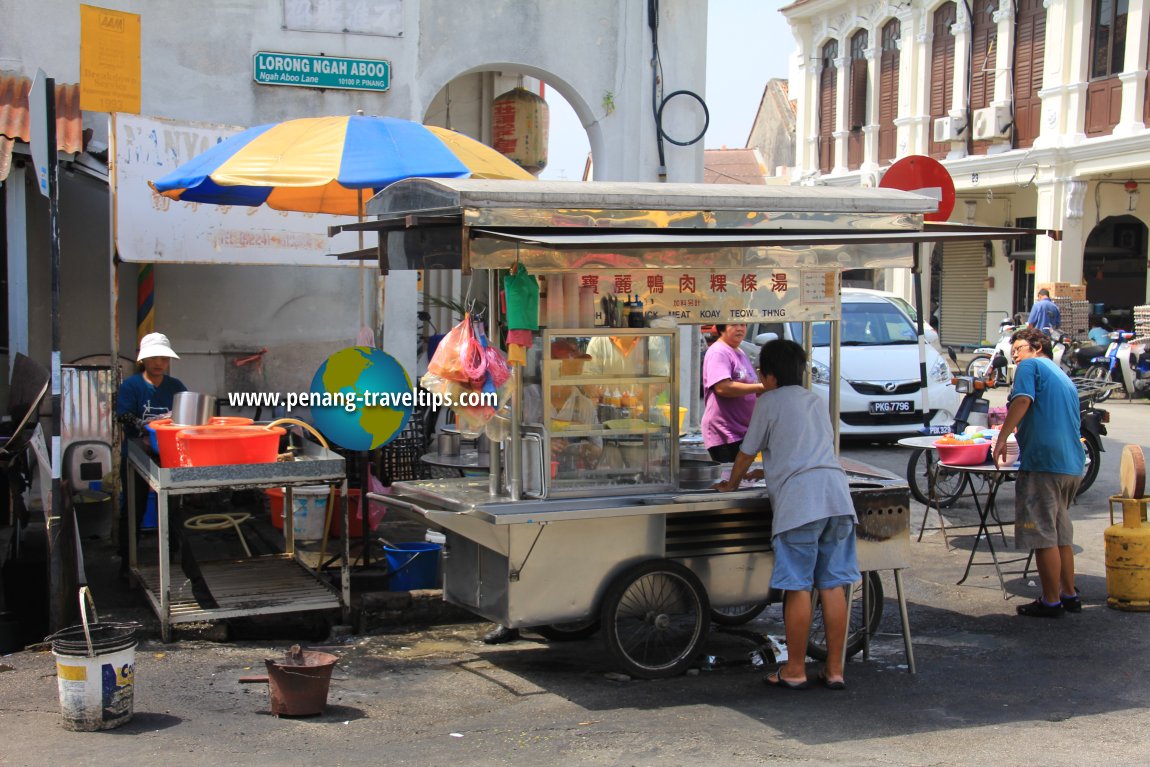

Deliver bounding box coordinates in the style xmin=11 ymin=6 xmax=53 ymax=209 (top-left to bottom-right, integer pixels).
xmin=125 ymin=440 xmax=350 ymax=641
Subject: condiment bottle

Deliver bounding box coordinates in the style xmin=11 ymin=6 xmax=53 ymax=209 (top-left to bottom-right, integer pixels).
xmin=627 ymin=294 xmax=645 ymax=328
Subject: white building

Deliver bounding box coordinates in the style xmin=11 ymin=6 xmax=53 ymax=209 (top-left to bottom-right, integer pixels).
xmin=778 ymin=0 xmax=1150 ymax=346
xmin=0 ymin=0 xmax=708 ymax=399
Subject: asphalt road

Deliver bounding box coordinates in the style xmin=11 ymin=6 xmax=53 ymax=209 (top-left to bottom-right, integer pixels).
xmin=2 ymin=394 xmax=1149 ymax=766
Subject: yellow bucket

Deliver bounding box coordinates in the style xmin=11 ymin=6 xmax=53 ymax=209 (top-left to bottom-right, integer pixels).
xmin=655 ymin=405 xmax=688 ymax=435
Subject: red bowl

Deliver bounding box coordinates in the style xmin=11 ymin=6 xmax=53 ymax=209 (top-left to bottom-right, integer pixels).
xmin=934 ymin=441 xmax=991 ymax=466
xmin=148 ymin=417 xmax=255 ymax=467
xmin=176 ymin=426 xmax=285 ymax=467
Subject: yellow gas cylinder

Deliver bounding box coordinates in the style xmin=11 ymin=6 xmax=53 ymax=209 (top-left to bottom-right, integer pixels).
xmin=1105 ymin=495 xmax=1150 ymax=611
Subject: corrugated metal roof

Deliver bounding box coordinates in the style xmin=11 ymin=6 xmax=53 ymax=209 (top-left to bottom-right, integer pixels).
xmin=0 ymin=72 xmax=84 ymax=181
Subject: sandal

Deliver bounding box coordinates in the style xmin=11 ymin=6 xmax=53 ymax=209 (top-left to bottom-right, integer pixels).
xmin=817 ymin=670 xmax=846 ymax=690
xmin=764 ymin=669 xmax=809 ymax=690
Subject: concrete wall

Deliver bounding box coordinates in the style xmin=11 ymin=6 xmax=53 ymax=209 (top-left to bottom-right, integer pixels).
xmin=2 ymin=0 xmax=707 ymax=399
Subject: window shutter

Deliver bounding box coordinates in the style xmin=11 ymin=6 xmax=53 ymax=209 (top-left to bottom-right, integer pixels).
xmin=1013 ymin=0 xmax=1045 ymax=148
xmin=929 ymin=3 xmax=957 ymax=159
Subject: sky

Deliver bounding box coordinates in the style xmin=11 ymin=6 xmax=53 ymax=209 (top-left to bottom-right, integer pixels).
xmin=539 ymin=1 xmax=793 ymax=181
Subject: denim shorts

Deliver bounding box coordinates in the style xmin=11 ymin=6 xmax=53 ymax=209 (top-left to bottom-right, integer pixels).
xmin=770 ymin=515 xmax=860 ymax=591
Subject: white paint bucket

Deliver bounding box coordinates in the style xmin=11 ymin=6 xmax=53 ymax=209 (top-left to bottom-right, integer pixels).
xmin=50 ymin=588 xmax=138 ymax=731
xmin=290 ymin=486 xmax=331 ymax=541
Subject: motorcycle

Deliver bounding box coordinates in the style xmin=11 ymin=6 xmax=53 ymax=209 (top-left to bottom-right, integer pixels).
xmin=967 ymin=317 xmax=1015 ymax=387
xmin=1086 ymin=331 xmax=1150 ymax=402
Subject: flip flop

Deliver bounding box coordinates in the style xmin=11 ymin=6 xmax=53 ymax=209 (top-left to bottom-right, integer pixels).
xmin=817 ymin=670 xmax=846 ymax=691
xmin=764 ymin=669 xmax=809 ymax=690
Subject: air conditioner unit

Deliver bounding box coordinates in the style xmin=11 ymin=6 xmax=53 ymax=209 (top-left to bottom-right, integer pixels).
xmin=972 ymin=105 xmax=1013 ymax=141
xmin=933 ymin=115 xmax=966 ymax=143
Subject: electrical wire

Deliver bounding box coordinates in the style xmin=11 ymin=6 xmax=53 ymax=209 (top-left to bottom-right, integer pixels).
xmin=648 ymin=0 xmax=708 ymax=176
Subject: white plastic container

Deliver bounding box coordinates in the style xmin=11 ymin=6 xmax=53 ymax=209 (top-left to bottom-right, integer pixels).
xmin=290 ymin=486 xmax=331 ymax=541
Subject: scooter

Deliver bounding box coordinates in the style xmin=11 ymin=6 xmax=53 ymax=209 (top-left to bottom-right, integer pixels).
xmin=967 ymin=317 xmax=1015 ymax=387
xmin=1086 ymin=331 xmax=1150 ymax=402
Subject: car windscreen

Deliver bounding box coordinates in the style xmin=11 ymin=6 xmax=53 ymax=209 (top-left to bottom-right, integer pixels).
xmin=787 ymin=302 xmax=920 ymax=347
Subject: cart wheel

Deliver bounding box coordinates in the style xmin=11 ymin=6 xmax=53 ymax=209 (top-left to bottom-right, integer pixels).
xmin=600 ymin=559 xmax=710 ymax=679
xmin=534 ymin=620 xmax=601 ymax=642
xmin=796 ymin=571 xmax=883 ymax=662
xmin=710 ymin=603 xmax=768 ymax=626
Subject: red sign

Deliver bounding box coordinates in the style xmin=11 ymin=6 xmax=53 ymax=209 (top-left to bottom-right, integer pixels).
xmin=879 ymin=155 xmax=956 ymax=222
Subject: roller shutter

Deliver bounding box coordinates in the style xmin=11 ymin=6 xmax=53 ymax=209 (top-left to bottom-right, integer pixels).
xmin=939 ymin=241 xmax=988 ymax=346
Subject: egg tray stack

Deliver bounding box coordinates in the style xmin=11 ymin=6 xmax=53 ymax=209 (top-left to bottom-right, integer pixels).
xmin=1052 ymin=298 xmax=1091 ymax=342
xmin=1135 ymin=304 xmax=1150 ymax=339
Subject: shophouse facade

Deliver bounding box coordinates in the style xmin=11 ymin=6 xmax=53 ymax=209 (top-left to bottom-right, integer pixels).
xmin=780 ymin=0 xmax=1150 ymax=346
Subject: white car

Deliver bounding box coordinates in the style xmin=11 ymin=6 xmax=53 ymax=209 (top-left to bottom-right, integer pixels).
xmin=742 ymin=289 xmax=958 ymax=438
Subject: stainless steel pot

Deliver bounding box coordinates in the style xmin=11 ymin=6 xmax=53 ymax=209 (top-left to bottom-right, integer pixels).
xmin=171 ymin=392 xmax=218 ymax=426
xmin=678 ymin=459 xmax=722 ymax=489
xmin=437 ymin=431 xmax=460 ymax=457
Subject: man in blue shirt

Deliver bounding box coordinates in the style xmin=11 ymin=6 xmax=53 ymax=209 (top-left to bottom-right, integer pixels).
xmin=1026 ymin=288 xmax=1062 ymax=335
xmin=1087 ymin=315 xmax=1112 ymax=347
xmin=993 ymin=328 xmax=1083 ymax=618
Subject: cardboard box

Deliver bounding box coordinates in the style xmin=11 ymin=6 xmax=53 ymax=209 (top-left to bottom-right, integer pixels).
xmin=1037 ymin=282 xmax=1086 ymax=300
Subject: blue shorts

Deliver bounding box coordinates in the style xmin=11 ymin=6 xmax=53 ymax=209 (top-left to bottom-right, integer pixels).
xmin=770 ymin=516 xmax=860 ymax=591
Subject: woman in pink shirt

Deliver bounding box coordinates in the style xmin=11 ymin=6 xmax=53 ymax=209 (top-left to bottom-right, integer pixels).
xmin=702 ymin=324 xmax=765 ymax=462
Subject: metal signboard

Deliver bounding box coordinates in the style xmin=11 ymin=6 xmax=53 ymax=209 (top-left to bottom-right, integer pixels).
xmin=568 ymin=268 xmax=840 ymax=325
xmin=79 ymin=4 xmax=141 ymax=113
xmin=113 ymin=113 xmax=361 ymax=266
xmin=253 ymin=52 xmax=391 ymax=92
xmin=28 ymin=69 xmax=50 ymax=198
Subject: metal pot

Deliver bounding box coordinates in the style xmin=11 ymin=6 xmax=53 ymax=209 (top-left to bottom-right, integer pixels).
xmin=678 ymin=459 xmax=722 ymax=489
xmin=170 ymin=392 xmax=218 ymax=426
xmin=437 ymin=431 xmax=460 ymax=457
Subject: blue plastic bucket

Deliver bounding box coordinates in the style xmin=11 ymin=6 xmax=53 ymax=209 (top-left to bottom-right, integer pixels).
xmin=384 ymin=542 xmax=441 ymax=591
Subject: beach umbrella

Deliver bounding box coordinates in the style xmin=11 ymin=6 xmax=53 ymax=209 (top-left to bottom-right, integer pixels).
xmin=150 ymin=115 xmax=535 ymax=216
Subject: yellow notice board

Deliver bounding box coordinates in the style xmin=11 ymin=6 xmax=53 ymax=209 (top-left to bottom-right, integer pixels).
xmin=80 ymin=4 xmax=141 ymax=113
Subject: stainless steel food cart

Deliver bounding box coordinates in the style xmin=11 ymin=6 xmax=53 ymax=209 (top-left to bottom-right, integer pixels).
xmin=343 ymin=179 xmax=996 ymax=677
xmin=125 ymin=439 xmax=350 ymax=642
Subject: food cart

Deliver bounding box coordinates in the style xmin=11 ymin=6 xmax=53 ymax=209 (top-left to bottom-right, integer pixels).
xmin=346 ymin=179 xmax=1000 ymax=678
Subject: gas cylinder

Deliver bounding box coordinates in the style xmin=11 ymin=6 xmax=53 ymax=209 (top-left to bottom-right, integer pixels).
xmin=1104 ymin=496 xmax=1150 ymax=611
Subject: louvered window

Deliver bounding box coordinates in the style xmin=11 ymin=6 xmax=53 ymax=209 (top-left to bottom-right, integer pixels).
xmin=928 ymin=2 xmax=957 ymax=159
xmin=878 ymin=20 xmax=900 ymax=164
xmin=1013 ymin=0 xmax=1046 ymax=148
xmin=1086 ymin=0 xmax=1128 ymax=136
xmin=818 ymin=40 xmax=838 ymax=174
xmin=969 ymin=1 xmax=997 ymax=155
xmin=847 ymin=30 xmax=868 ymax=170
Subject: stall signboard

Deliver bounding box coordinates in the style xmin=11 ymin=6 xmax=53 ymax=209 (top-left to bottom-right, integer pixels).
xmin=113 ymin=113 xmax=361 ymax=266
xmin=253 ymin=51 xmax=391 ymax=92
xmin=572 ymin=268 xmax=839 ymax=324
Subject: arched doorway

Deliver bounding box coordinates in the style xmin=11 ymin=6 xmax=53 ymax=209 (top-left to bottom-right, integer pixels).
xmin=1084 ymin=215 xmax=1148 ymax=330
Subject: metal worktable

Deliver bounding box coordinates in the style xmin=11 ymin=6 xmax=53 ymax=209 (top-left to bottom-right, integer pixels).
xmin=125 ymin=439 xmax=350 ymax=641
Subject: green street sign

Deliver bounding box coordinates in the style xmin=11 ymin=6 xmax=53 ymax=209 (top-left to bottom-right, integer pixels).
xmin=253 ymin=51 xmax=391 ymax=92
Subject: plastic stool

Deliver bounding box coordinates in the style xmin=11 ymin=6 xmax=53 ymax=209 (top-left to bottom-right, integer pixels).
xmin=184 ymin=512 xmax=253 ymax=557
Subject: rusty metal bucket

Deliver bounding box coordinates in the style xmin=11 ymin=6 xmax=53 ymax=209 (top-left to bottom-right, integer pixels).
xmin=240 ymin=645 xmax=338 ymax=716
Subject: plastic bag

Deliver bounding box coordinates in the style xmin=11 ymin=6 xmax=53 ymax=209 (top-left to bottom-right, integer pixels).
xmin=476 ymin=324 xmax=510 ymax=388
xmin=428 ymin=314 xmax=477 ymax=383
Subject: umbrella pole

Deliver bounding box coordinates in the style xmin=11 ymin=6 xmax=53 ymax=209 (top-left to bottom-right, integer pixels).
xmin=912 ymin=242 xmax=931 ymax=432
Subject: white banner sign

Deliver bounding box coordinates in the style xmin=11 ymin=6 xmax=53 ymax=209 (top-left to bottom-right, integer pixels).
xmin=113 ymin=113 xmax=361 ymax=266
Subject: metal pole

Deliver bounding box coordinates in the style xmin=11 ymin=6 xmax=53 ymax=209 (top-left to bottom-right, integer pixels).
xmin=45 ymin=76 xmax=76 ymax=632
xmin=829 ymin=318 xmax=841 ymax=454
xmin=912 ymin=242 xmax=931 ymax=431
xmin=801 ymin=323 xmax=813 ymax=389
xmin=487 ymin=269 xmax=502 ymax=496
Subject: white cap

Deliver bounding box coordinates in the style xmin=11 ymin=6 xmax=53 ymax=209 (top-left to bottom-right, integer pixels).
xmin=137 ymin=332 xmax=180 ymax=362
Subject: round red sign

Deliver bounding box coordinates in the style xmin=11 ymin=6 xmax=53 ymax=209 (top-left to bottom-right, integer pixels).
xmin=879 ymin=155 xmax=956 ymax=222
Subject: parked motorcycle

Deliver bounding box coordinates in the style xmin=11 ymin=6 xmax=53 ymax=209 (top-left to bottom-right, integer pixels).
xmin=967 ymin=317 xmax=1015 ymax=387
xmin=1086 ymin=331 xmax=1150 ymax=402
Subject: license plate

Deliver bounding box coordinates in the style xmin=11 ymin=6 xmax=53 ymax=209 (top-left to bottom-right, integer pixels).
xmin=868 ymin=400 xmax=912 ymax=414
xmin=926 ymin=424 xmax=953 ymax=436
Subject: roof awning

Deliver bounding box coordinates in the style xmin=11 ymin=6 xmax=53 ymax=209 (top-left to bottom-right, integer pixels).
xmin=0 ymin=72 xmax=84 ymax=181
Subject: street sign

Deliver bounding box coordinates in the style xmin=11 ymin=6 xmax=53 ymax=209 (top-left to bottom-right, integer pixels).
xmin=79 ymin=4 xmax=141 ymax=113
xmin=880 ymin=155 xmax=956 ymax=222
xmin=28 ymin=69 xmax=50 ymax=198
xmin=253 ymin=51 xmax=391 ymax=92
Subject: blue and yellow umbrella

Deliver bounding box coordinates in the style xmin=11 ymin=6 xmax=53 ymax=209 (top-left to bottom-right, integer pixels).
xmin=151 ymin=115 xmax=535 ymax=216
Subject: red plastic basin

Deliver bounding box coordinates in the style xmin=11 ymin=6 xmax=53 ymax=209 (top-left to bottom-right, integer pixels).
xmin=148 ymin=417 xmax=255 ymax=467
xmin=176 ymin=425 xmax=285 ymax=467
xmin=934 ymin=441 xmax=990 ymax=466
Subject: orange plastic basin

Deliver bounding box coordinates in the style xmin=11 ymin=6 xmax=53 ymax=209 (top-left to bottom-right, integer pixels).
xmin=147 ymin=417 xmax=255 ymax=468
xmin=934 ymin=441 xmax=990 ymax=466
xmin=266 ymin=487 xmax=372 ymax=537
xmin=176 ymin=425 xmax=285 ymax=467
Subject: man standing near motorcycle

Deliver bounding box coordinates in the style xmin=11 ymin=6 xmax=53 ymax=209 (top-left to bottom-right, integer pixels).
xmin=1026 ymin=288 xmax=1062 ymax=335
xmin=992 ymin=327 xmax=1083 ymax=618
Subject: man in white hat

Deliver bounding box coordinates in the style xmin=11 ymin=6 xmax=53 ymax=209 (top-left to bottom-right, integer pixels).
xmin=115 ymin=332 xmax=187 ymax=575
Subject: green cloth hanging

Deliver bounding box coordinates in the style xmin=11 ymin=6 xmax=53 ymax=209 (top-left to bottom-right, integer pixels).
xmin=503 ymin=266 xmax=539 ymax=331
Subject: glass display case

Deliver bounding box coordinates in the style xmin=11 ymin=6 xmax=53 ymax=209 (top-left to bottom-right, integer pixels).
xmin=526 ymin=328 xmax=679 ymax=499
